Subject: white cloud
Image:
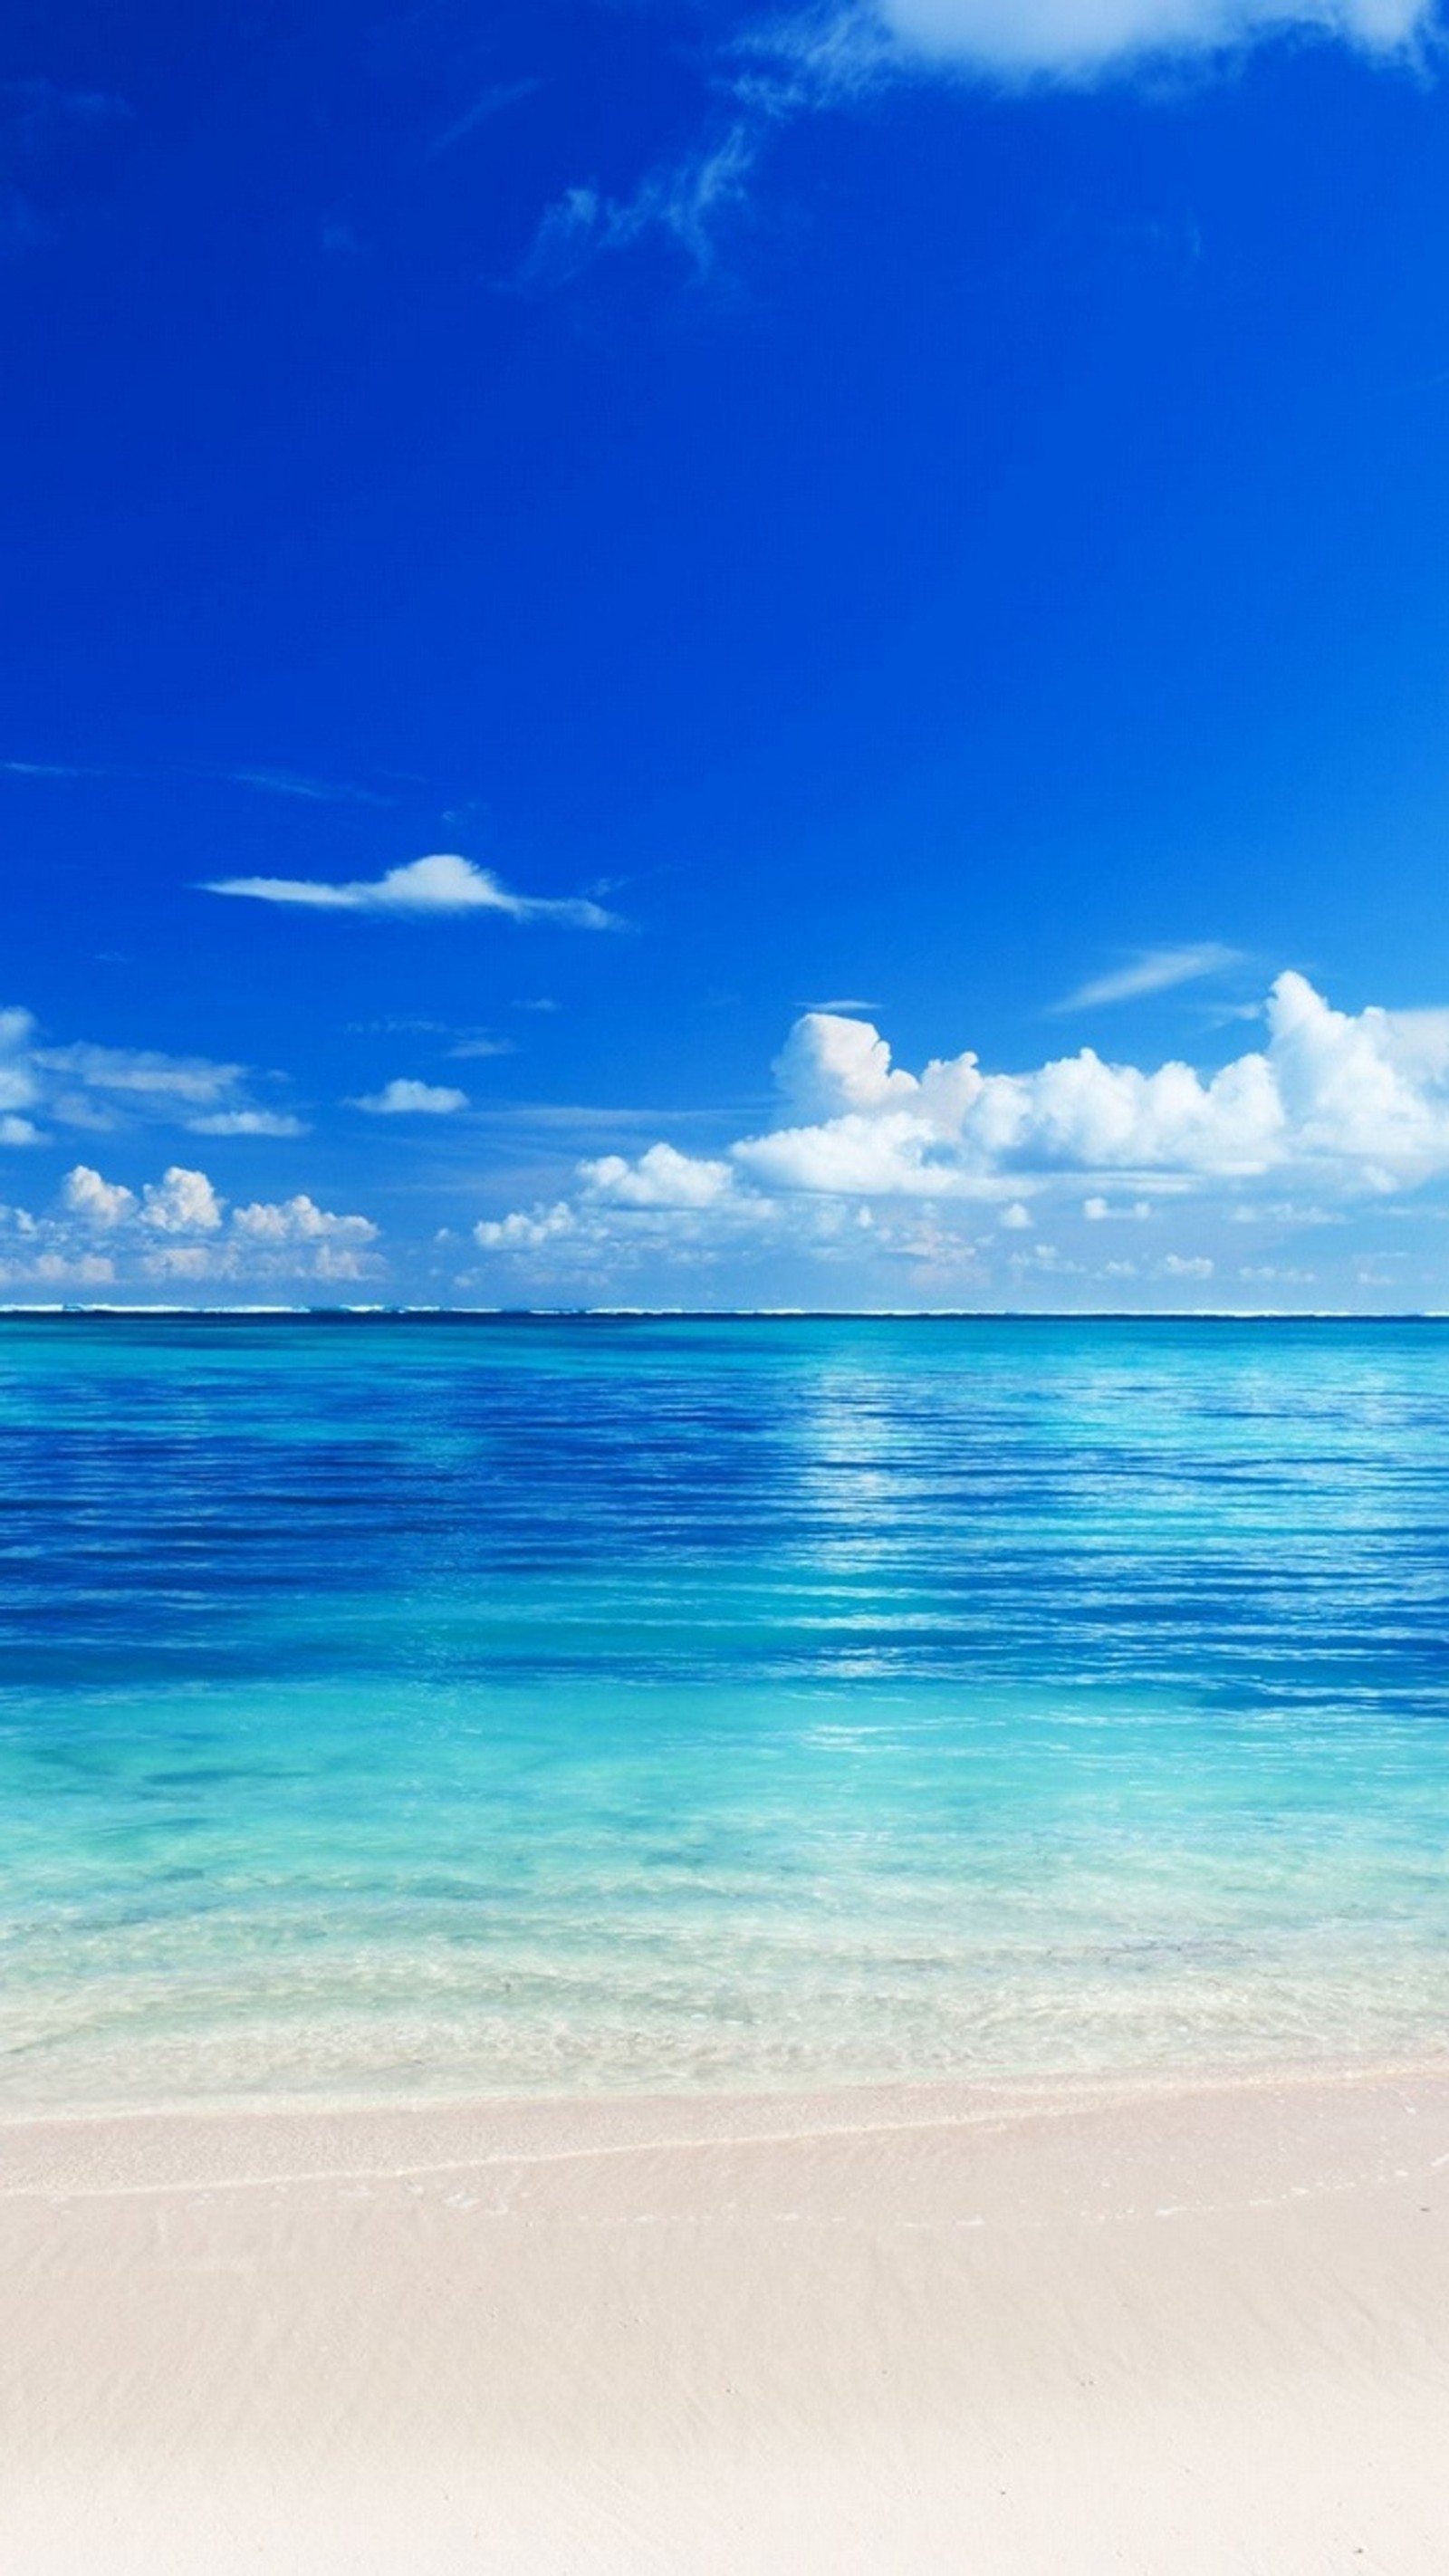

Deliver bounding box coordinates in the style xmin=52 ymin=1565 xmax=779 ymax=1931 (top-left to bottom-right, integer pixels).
xmin=1161 ymin=1252 xmax=1215 ymax=1277
xmin=140 ymin=1167 xmax=226 ymax=1234
xmin=741 ymin=1018 xmax=1284 ymax=1189
xmin=1054 ymin=943 xmax=1244 ymax=1012
xmin=63 ymin=1165 xmax=138 ymax=1226
xmin=474 ymin=1202 xmax=580 ymax=1251
xmin=469 ymin=972 xmax=1449 ymax=1282
xmin=581 ymin=1144 xmax=737 ymax=1207
xmin=352 ymin=1078 xmax=470 ymax=1117
xmin=27 ymin=1251 xmax=116 ymax=1286
xmin=737 ymin=1107 xmax=949 ymax=1196
xmin=734 ymin=974 xmax=1449 ymax=1191
xmin=145 ymin=1243 xmax=216 ymax=1282
xmin=186 ymin=1110 xmax=310 ymax=1138
xmin=205 ymin=852 xmax=619 ymax=930
xmin=3 ymin=1010 xmax=303 ymax=1138
xmin=0 ymin=1010 xmax=42 ymax=1133
xmin=829 ymin=0 xmax=1431 ymax=80
xmin=0 ymin=1004 xmax=38 ymax=1055
xmin=231 ymin=1195 xmax=378 ymax=1245
xmin=801 ymin=996 xmax=883 ymax=1015
xmin=772 ymin=1012 xmax=922 ymax=1119
xmin=33 ymin=1163 xmax=382 ymax=1293
xmin=33 ymin=1041 xmax=246 ymax=1105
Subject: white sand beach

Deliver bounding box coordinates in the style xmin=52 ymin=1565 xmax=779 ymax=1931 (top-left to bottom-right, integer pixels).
xmin=3 ymin=2063 xmax=1446 ymax=2573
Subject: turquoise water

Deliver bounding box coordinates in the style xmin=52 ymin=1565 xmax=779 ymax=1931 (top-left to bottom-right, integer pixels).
xmin=2 ymin=1314 xmax=1446 ymax=2108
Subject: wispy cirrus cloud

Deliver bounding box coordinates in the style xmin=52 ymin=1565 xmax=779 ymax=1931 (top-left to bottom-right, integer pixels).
xmin=427 ymin=77 xmax=539 ymax=159
xmin=1 ymin=1008 xmax=308 ymax=1142
xmin=447 ymin=1035 xmax=514 ymax=1060
xmin=1 ymin=755 xmax=391 ymax=805
xmin=215 ymin=767 xmax=393 ymax=807
xmin=205 ymin=852 xmax=620 ymax=929
xmin=523 ymin=0 xmax=1435 ymax=290
xmin=1052 ymin=942 xmax=1245 ymax=1012
xmin=32 ymin=1040 xmax=251 ymax=1106
xmin=523 ymin=124 xmax=760 ymax=287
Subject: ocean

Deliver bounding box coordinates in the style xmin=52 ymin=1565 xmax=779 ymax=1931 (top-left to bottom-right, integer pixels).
xmin=2 ymin=1313 xmax=1446 ymax=2109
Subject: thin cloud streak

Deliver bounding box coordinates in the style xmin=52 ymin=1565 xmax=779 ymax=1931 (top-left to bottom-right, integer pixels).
xmin=428 ymin=79 xmax=539 ymax=158
xmin=205 ymin=853 xmax=621 ymax=930
xmin=1 ymin=756 xmax=392 ymax=805
xmin=1053 ymin=943 xmax=1244 ymax=1012
xmin=524 ymin=0 xmax=1441 ymax=291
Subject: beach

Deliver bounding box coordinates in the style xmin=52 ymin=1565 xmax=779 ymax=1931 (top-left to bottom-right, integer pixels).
xmin=5 ymin=2062 xmax=1447 ymax=2572
xmin=5 ymin=1317 xmax=1449 ymax=2566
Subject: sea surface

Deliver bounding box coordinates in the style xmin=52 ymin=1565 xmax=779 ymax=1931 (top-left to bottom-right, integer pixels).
xmin=2 ymin=1314 xmax=1446 ymax=2110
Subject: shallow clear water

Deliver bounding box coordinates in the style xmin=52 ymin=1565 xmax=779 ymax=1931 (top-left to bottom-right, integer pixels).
xmin=2 ymin=1314 xmax=1446 ymax=2108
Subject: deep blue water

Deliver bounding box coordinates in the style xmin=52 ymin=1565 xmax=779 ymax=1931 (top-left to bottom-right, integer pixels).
xmin=2 ymin=1314 xmax=1446 ymax=2106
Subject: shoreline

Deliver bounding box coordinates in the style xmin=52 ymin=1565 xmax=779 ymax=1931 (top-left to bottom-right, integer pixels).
xmin=5 ymin=2061 xmax=1447 ymax=2571
xmin=4 ymin=2043 xmax=1449 ymax=2171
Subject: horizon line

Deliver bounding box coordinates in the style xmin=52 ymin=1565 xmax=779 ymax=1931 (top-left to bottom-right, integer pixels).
xmin=1 ymin=1303 xmax=1446 ymax=1324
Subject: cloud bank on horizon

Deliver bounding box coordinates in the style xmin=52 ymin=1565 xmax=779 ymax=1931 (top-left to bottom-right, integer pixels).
xmin=471 ymin=972 xmax=1449 ymax=1285
xmin=5 ymin=971 xmax=1449 ymax=1303
xmin=0 ymin=1162 xmax=379 ymax=1294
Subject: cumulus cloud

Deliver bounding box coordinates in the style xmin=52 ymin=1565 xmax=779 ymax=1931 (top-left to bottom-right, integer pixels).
xmin=230 ymin=1195 xmax=378 ymax=1245
xmin=139 ymin=1167 xmax=226 ymax=1234
xmin=734 ymin=975 xmax=1449 ymax=1191
xmin=474 ymin=1201 xmax=581 ymax=1252
xmin=469 ymin=973 xmax=1449 ymax=1283
xmin=352 ymin=1078 xmax=470 ymax=1117
xmin=28 ymin=1162 xmax=382 ymax=1294
xmin=580 ymin=1143 xmax=735 ymax=1207
xmin=772 ymin=1012 xmax=922 ymax=1119
xmin=205 ymin=852 xmax=619 ymax=930
xmin=62 ymin=1166 xmax=137 ymax=1226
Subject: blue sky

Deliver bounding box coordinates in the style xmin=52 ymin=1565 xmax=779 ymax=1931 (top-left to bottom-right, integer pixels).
xmin=5 ymin=0 xmax=1449 ymax=1308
